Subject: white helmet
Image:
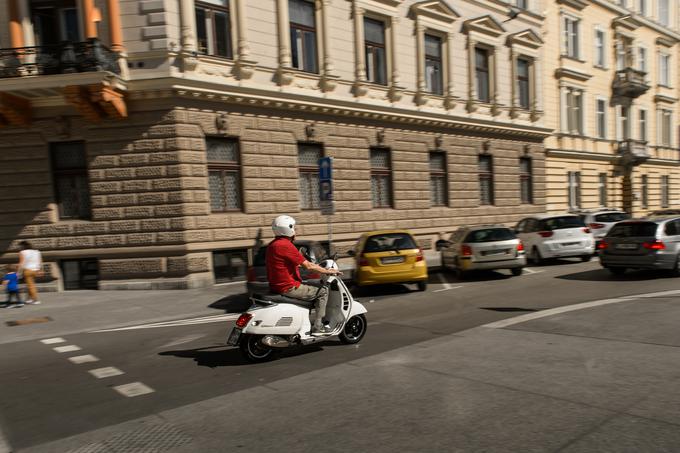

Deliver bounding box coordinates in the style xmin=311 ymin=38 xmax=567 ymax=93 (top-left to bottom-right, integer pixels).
xmin=272 ymin=215 xmax=296 ymax=237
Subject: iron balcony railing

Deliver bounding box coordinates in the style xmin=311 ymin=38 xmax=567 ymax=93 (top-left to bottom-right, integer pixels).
xmin=0 ymin=39 xmax=120 ymax=79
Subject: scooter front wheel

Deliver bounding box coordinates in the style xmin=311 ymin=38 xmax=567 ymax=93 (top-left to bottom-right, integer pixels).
xmin=240 ymin=334 xmax=276 ymax=363
xmin=339 ymin=314 xmax=367 ymax=344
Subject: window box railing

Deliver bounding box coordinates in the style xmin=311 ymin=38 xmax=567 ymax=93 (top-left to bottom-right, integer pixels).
xmin=0 ymin=39 xmax=119 ymax=79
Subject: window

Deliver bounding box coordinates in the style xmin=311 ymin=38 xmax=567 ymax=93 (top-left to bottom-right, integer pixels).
xmin=598 ymin=173 xmax=608 ymax=207
xmin=429 ymin=152 xmax=447 ymax=206
xmin=596 ymin=98 xmax=607 ymax=139
xmin=298 ymin=143 xmax=321 ymax=210
xmin=370 ymin=148 xmax=392 ymax=208
xmin=517 ymin=57 xmax=531 ymax=110
xmin=60 ymin=259 xmax=99 ymax=290
xmin=213 ymin=249 xmax=248 ymax=283
xmin=31 ymin=0 xmax=81 ymax=45
xmin=424 ymin=34 xmax=443 ymax=95
xmin=196 ymin=1 xmax=233 ymax=59
xmin=289 ymin=0 xmax=317 ymax=73
xmin=207 ymin=138 xmax=242 ymax=212
xmin=615 ymin=40 xmax=626 ymax=71
xmin=618 ymin=105 xmax=630 ymax=140
xmin=639 ymin=0 xmax=647 ymax=15
xmin=638 ymin=47 xmax=647 ymax=73
xmin=563 ymin=16 xmax=579 ymax=59
xmin=639 ymin=109 xmax=647 ymax=142
xmin=658 ymin=0 xmax=669 ymax=26
xmin=660 ymin=109 xmax=672 ymax=147
xmin=661 ymin=175 xmax=670 ymax=208
xmin=475 ymin=47 xmax=490 ymax=103
xmin=641 ymin=174 xmax=648 ymax=209
xmin=659 ymin=53 xmax=671 ymax=86
xmin=516 ymin=0 xmax=528 ymax=9
xmin=568 ymin=171 xmax=581 ymax=210
xmin=565 ymin=87 xmax=583 ymax=134
xmin=519 ymin=157 xmax=533 ymax=204
xmin=50 ymin=141 xmax=91 ymax=220
xmin=595 ymin=29 xmax=605 ymax=67
xmin=478 ymin=155 xmax=494 ymax=205
xmin=364 ymin=18 xmax=387 ymax=85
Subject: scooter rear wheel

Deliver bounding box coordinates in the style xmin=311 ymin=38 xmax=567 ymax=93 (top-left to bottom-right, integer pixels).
xmin=339 ymin=314 xmax=367 ymax=344
xmin=240 ymin=334 xmax=275 ymax=363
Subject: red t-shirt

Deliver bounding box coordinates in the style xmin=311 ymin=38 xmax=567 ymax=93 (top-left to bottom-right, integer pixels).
xmin=266 ymin=238 xmax=306 ymax=293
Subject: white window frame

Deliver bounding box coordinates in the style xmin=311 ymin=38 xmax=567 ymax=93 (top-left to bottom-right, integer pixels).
xmin=638 ymin=45 xmax=647 ymax=74
xmin=562 ymin=85 xmax=585 ymax=135
xmin=594 ymin=27 xmax=606 ymax=68
xmin=562 ymin=14 xmax=580 ymax=60
xmin=659 ymin=108 xmax=673 ymax=147
xmin=596 ymin=96 xmax=607 ymax=139
xmin=658 ymin=0 xmax=670 ymax=27
xmin=638 ymin=108 xmax=648 ymax=142
xmin=568 ymin=171 xmax=582 ymax=210
xmin=616 ymin=105 xmax=631 ymax=141
xmin=639 ymin=0 xmax=647 ymax=16
xmin=658 ymin=52 xmax=671 ymax=87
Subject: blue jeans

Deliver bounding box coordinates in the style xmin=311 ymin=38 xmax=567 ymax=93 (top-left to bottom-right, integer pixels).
xmin=5 ymin=290 xmax=22 ymax=304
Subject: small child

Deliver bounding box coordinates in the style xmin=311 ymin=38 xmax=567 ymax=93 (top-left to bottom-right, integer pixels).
xmin=2 ymin=264 xmax=23 ymax=308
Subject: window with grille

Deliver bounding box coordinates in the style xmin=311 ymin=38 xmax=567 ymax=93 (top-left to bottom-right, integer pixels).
xmin=207 ymin=138 xmax=242 ymax=212
xmin=298 ymin=143 xmax=321 ymax=210
xmin=429 ymin=152 xmax=447 ymax=206
xmin=568 ymin=171 xmax=581 ymax=210
xmin=364 ymin=18 xmax=387 ymax=85
xmin=478 ymin=155 xmax=494 ymax=205
xmin=517 ymin=57 xmax=531 ymax=110
xmin=475 ymin=47 xmax=490 ymax=103
xmin=289 ymin=0 xmax=317 ymax=73
xmin=661 ymin=175 xmax=670 ymax=208
xmin=50 ymin=141 xmax=91 ymax=220
xmin=370 ymin=147 xmax=392 ymax=208
xmin=599 ymin=173 xmax=608 ymax=207
xmin=519 ymin=157 xmax=533 ymax=204
xmin=641 ymin=174 xmax=648 ymax=209
xmin=425 ymin=34 xmax=443 ymax=95
xmin=196 ymin=1 xmax=233 ymax=59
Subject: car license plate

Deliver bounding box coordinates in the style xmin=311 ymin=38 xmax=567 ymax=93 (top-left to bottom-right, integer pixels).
xmin=616 ymin=243 xmax=638 ymax=250
xmin=483 ymin=250 xmax=507 ymax=256
xmin=562 ymin=242 xmax=580 ymax=247
xmin=381 ymin=256 xmax=405 ymax=264
xmin=226 ymin=327 xmax=242 ymax=346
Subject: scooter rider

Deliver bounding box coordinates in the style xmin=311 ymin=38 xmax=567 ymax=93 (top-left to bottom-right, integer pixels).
xmin=266 ymin=215 xmax=341 ymax=334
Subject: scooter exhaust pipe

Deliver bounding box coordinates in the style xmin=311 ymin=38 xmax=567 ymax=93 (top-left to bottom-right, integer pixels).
xmin=261 ymin=335 xmax=290 ymax=348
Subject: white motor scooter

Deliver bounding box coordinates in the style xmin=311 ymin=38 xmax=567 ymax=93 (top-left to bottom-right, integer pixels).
xmin=226 ymin=258 xmax=367 ymax=362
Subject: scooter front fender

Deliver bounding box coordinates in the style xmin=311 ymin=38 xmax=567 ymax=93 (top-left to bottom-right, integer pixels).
xmin=349 ymin=301 xmax=367 ymax=318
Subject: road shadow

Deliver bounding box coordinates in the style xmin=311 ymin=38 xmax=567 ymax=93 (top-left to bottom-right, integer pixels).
xmin=556 ymin=268 xmax=669 ymax=282
xmin=351 ymin=283 xmax=422 ymax=298
xmin=208 ymin=293 xmax=251 ymax=313
xmin=159 ymin=343 xmax=325 ymax=368
xmin=435 ymin=269 xmax=512 ymax=283
xmin=525 ymin=258 xmax=593 ymax=268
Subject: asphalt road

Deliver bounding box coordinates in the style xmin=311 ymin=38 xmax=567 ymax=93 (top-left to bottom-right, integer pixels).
xmin=2 ymin=258 xmax=680 ymax=452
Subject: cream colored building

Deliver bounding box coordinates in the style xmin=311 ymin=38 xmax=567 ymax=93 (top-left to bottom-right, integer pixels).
xmin=543 ymin=0 xmax=680 ymax=215
xmin=0 ymin=0 xmax=550 ymax=290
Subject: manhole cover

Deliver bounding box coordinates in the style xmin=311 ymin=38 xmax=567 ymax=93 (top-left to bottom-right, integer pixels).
xmin=6 ymin=317 xmax=53 ymax=326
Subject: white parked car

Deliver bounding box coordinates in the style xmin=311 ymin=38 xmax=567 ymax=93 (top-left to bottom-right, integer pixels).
xmin=574 ymin=209 xmax=630 ymax=247
xmin=515 ymin=214 xmax=595 ymax=265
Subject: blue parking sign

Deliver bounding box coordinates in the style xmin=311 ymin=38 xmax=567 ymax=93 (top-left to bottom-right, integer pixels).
xmin=318 ymin=157 xmax=332 ymax=182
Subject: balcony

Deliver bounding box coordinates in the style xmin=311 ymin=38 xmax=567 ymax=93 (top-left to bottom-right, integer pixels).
xmin=618 ymin=139 xmax=650 ymax=166
xmin=612 ymin=68 xmax=650 ymax=98
xmin=0 ymin=39 xmax=119 ymax=79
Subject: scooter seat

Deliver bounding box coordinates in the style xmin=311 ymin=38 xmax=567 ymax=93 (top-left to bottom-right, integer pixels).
xmin=251 ymin=293 xmax=315 ymax=309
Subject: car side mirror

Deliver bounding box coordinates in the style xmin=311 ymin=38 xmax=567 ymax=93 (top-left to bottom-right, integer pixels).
xmin=346 ymin=250 xmax=356 ymax=257
xmin=435 ymin=240 xmax=451 ymax=251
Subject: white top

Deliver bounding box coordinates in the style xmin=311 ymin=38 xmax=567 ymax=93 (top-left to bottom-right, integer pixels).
xmin=20 ymin=249 xmax=42 ymax=271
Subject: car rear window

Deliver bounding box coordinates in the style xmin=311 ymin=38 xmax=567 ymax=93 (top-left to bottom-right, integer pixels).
xmin=539 ymin=216 xmax=585 ymax=230
xmin=594 ymin=212 xmax=630 ymax=223
xmin=464 ymin=228 xmax=516 ymax=243
xmin=607 ymin=222 xmax=659 ymax=238
xmin=364 ymin=233 xmax=417 ymax=252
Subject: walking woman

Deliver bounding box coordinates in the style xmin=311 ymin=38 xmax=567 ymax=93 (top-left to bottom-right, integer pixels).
xmin=18 ymin=241 xmax=42 ymax=305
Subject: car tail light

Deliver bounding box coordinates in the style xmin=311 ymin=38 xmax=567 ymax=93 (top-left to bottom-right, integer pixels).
xmin=358 ymin=254 xmax=369 ymax=266
xmin=589 ymin=223 xmax=605 ymax=230
xmin=538 ymin=231 xmax=553 ymax=238
xmin=582 ymin=228 xmax=591 ymax=234
xmin=235 ymin=313 xmax=253 ymax=328
xmin=416 ymin=249 xmax=424 ymax=262
xmin=517 ymin=242 xmax=524 ymax=252
xmin=461 ymin=245 xmax=473 ymax=256
xmin=597 ymin=241 xmax=608 ymax=250
xmin=643 ymin=240 xmax=666 ymax=250
xmin=246 ymin=267 xmax=257 ymax=282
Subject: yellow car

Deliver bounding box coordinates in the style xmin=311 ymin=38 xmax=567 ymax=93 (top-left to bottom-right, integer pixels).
xmin=349 ymin=230 xmax=428 ymax=291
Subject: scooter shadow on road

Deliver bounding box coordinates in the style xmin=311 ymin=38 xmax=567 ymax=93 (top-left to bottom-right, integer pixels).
xmin=556 ymin=268 xmax=670 ymax=282
xmin=159 ymin=343 xmax=326 ymax=367
xmin=208 ymin=293 xmax=252 ymax=313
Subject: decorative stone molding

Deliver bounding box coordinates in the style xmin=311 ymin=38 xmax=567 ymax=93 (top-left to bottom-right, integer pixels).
xmin=462 ymin=15 xmax=506 ymax=38
xmin=464 ymin=17 xmax=504 ymax=116
xmin=557 ymin=0 xmax=588 ymax=10
xmin=507 ymin=29 xmax=544 ymax=122
xmin=612 ymin=14 xmax=641 ymax=33
xmin=506 ymin=29 xmax=543 ymax=49
xmin=554 ymin=67 xmax=593 ymax=81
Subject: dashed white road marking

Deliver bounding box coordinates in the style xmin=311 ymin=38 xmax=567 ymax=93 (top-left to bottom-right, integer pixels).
xmin=91 ymin=313 xmax=240 ymax=333
xmin=113 ymin=382 xmax=155 ymax=398
xmin=89 ymin=367 xmax=124 ymax=379
xmin=436 ymin=273 xmax=453 ymax=291
xmin=158 ymin=334 xmax=207 ymax=349
xmin=214 ymin=281 xmax=246 ymax=287
xmin=68 ymin=355 xmax=100 ymax=364
xmin=523 ymin=268 xmax=544 ymax=275
xmin=53 ymin=345 xmax=82 ymax=353
xmin=434 ymin=285 xmax=463 ymax=293
xmin=40 ymin=337 xmax=66 ymax=345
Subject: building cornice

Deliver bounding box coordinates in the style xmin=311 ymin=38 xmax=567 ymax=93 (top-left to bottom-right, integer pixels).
xmin=547 ymin=148 xmax=680 ymax=166
xmin=590 ymin=0 xmax=680 ymax=42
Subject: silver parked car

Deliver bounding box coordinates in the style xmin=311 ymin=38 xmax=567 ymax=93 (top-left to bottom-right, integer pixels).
xmin=599 ymin=217 xmax=680 ymax=275
xmin=436 ymin=226 xmax=526 ymax=278
xmin=574 ymin=209 xmax=630 ymax=247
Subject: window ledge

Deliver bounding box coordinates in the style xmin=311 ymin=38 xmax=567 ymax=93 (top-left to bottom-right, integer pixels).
xmin=560 ymin=55 xmax=587 ymax=64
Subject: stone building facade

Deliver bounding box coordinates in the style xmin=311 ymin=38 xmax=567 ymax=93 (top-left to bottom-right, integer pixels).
xmin=543 ymin=0 xmax=680 ymax=215
xmin=0 ymin=0 xmax=550 ymax=290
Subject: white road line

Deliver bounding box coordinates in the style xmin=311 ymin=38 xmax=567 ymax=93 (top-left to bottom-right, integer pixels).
xmin=53 ymin=345 xmax=82 ymax=353
xmin=483 ymin=289 xmax=680 ymax=329
xmin=88 ymin=367 xmax=124 ymax=379
xmin=113 ymin=382 xmax=155 ymax=398
xmin=40 ymin=337 xmax=66 ymax=345
xmin=436 ymin=273 xmax=452 ymax=290
xmin=68 ymin=355 xmax=100 ymax=364
xmin=434 ymin=285 xmax=463 ymax=293
xmin=214 ymin=281 xmax=246 ymax=287
xmin=523 ymin=268 xmax=544 ymax=275
xmin=159 ymin=334 xmax=207 ymax=349
xmin=91 ymin=313 xmax=240 ymax=333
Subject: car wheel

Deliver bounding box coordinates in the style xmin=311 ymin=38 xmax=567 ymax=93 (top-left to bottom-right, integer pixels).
xmin=511 ymin=267 xmax=523 ymax=276
xmin=670 ymin=256 xmax=680 ymax=277
xmin=416 ymin=281 xmax=427 ymax=291
xmin=581 ymin=255 xmax=592 ymax=262
xmin=531 ymin=247 xmax=544 ymax=265
xmin=608 ymin=267 xmax=626 ymax=276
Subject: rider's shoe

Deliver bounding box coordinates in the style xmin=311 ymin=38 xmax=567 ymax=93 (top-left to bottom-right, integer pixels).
xmin=312 ymin=323 xmax=333 ymax=335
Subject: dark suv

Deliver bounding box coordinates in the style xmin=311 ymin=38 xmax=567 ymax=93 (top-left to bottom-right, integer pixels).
xmin=599 ymin=217 xmax=680 ymax=275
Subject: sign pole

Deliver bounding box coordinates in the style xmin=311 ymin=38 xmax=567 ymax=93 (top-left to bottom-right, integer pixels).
xmin=318 ymin=156 xmax=335 ymax=256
